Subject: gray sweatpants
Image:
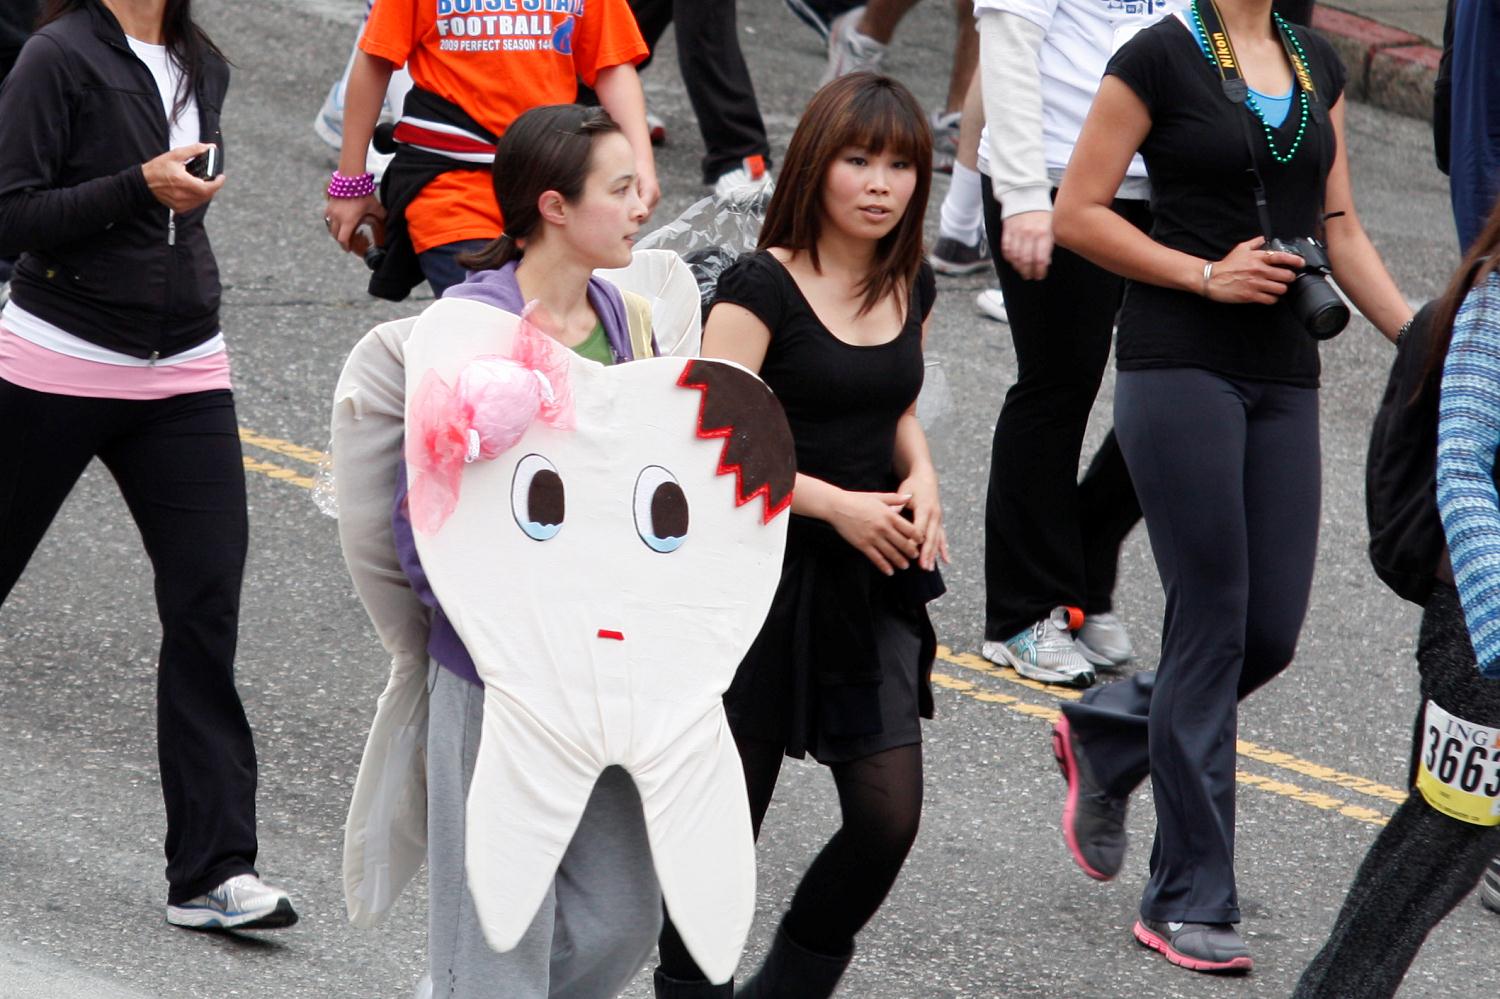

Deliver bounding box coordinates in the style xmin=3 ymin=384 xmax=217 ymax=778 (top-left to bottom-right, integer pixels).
xmin=427 ymin=663 xmax=663 ymax=999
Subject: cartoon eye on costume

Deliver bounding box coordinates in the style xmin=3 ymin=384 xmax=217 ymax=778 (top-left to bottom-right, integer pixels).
xmin=512 ymin=453 xmax=565 ymax=541
xmin=634 ymin=465 xmax=689 ymax=553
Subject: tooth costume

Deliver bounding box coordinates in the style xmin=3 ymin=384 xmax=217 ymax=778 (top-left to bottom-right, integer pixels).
xmin=332 ymin=253 xmax=793 ymax=994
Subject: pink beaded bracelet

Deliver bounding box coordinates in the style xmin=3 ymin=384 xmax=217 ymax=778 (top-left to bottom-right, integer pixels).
xmin=327 ymin=170 xmax=376 ymax=199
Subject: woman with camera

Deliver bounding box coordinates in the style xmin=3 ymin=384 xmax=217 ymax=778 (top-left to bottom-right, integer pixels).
xmin=1047 ymin=0 xmax=1409 ymax=974
xmin=0 ymin=0 xmax=295 ymax=929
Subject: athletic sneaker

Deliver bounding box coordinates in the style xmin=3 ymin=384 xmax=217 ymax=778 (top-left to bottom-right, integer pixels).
xmin=1075 ymin=611 xmax=1135 ymax=668
xmin=647 ymin=110 xmax=667 ymax=146
xmin=930 ymin=109 xmax=961 ymax=174
xmin=981 ymin=606 xmax=1095 ymax=687
xmin=1052 ymin=714 xmax=1128 ymax=880
xmin=166 ymin=873 xmax=299 ymax=931
xmin=783 ymin=0 xmax=834 ymax=43
xmin=1483 ymin=857 xmax=1500 ymax=913
xmin=929 ymin=233 xmax=990 ymax=276
xmin=821 ymin=7 xmax=885 ymax=86
xmin=975 ymin=288 xmax=1009 ymax=324
xmin=313 ymin=81 xmax=344 ymax=151
xmin=1133 ymin=919 xmax=1252 ymax=974
xmin=713 ymin=155 xmax=775 ymax=199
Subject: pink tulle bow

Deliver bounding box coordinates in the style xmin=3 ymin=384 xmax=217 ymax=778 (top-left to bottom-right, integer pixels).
xmin=406 ymin=305 xmax=576 ymax=533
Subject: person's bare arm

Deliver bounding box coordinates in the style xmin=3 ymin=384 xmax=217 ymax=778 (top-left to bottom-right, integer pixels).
xmin=1320 ymin=97 xmax=1412 ymax=342
xmin=1054 ymin=76 xmax=1304 ymax=303
xmin=594 ymin=63 xmax=660 ymax=213
xmin=325 ymin=49 xmax=394 ymax=250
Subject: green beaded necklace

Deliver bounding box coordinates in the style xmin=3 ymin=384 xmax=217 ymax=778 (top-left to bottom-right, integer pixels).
xmin=1188 ymin=0 xmax=1311 ymax=165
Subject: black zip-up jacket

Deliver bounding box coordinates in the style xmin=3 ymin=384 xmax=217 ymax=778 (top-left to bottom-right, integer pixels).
xmin=0 ymin=1 xmax=227 ymax=359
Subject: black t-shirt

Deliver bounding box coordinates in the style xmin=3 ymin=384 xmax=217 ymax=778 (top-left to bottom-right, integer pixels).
xmin=1109 ymin=16 xmax=1347 ymax=387
xmin=712 ymin=250 xmax=936 ymax=493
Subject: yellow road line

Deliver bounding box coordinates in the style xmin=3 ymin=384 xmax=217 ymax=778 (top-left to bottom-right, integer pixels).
xmin=931 ymin=670 xmax=1391 ymax=828
xmin=239 ymin=427 xmax=327 ymax=467
xmin=242 ymin=456 xmax=315 ymax=489
xmin=231 ymin=430 xmax=1406 ymax=826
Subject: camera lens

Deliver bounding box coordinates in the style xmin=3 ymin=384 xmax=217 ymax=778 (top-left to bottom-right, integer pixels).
xmin=1287 ymin=273 xmax=1350 ymax=340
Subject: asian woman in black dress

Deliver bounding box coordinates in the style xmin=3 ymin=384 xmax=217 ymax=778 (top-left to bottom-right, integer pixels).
xmin=653 ymin=72 xmax=947 ymax=999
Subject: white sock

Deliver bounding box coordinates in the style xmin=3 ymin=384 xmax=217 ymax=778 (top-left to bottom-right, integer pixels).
xmin=938 ymin=162 xmax=984 ymax=244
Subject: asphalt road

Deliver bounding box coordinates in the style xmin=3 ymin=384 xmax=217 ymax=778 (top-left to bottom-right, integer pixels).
xmin=0 ymin=1 xmax=1492 ymax=997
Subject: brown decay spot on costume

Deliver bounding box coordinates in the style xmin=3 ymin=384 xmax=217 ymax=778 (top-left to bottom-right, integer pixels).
xmin=677 ymin=359 xmax=796 ymax=523
xmin=651 ymin=481 xmax=690 ymax=538
xmin=529 ymin=468 xmax=565 ymax=526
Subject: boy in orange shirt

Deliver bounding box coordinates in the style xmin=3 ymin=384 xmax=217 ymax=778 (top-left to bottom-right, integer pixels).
xmin=324 ymin=0 xmax=657 ymax=299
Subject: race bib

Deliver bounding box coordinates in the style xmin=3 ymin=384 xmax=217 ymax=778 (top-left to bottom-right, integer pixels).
xmin=1415 ymin=699 xmax=1500 ymax=826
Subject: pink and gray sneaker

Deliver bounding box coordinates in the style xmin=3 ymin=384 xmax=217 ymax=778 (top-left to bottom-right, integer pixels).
xmin=1133 ymin=919 xmax=1253 ymax=974
xmin=1051 ymin=713 xmax=1127 ymax=880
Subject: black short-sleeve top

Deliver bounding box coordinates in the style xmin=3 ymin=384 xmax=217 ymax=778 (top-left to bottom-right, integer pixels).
xmin=1107 ymin=15 xmax=1347 ymax=387
xmin=712 ymin=250 xmax=936 ymax=492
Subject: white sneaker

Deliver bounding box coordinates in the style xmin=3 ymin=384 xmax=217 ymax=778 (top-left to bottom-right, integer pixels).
xmin=713 ymin=155 xmax=775 ymax=199
xmin=976 ymin=288 xmax=1008 ymax=324
xmin=1075 ymin=611 xmax=1135 ymax=668
xmin=166 ymin=873 xmax=299 ymax=930
xmin=982 ymin=607 xmax=1096 ymax=687
xmin=821 ymin=7 xmax=885 ymax=86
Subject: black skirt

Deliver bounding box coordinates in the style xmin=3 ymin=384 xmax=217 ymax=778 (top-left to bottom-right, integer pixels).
xmin=725 ymin=515 xmax=944 ymax=764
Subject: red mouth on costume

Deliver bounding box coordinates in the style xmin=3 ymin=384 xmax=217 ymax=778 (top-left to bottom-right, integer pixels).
xmin=597 ymin=629 xmax=625 ymax=641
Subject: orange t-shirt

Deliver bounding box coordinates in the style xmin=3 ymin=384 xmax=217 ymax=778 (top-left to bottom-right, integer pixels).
xmin=360 ymin=0 xmax=648 ymax=253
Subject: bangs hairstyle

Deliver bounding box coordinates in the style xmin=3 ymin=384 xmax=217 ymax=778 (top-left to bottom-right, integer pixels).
xmin=459 ymin=104 xmax=622 ymax=272
xmin=758 ymin=72 xmax=932 ymax=317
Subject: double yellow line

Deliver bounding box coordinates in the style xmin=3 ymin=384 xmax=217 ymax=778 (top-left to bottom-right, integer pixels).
xmin=238 ymin=425 xmax=1409 ymax=829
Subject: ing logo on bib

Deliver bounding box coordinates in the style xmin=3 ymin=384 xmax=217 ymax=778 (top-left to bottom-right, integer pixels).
xmin=1415 ymin=699 xmax=1500 ymax=826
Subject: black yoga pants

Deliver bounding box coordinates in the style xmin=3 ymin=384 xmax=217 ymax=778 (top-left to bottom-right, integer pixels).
xmin=627 ymin=0 xmax=772 ymax=185
xmin=1294 ymin=584 xmax=1500 ymax=998
xmin=1062 ymin=368 xmax=1321 ymax=923
xmin=980 ymin=179 xmax=1148 ymax=641
xmin=0 ymin=380 xmax=259 ymax=904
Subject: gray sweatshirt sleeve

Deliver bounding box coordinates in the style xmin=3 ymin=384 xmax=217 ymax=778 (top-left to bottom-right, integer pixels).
xmin=979 ymin=9 xmax=1052 ymax=218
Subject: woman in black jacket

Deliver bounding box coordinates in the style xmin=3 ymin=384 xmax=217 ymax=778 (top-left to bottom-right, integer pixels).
xmin=0 ymin=0 xmax=296 ymax=930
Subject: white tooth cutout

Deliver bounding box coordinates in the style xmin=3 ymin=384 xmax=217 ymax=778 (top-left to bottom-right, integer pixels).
xmin=404 ymin=298 xmax=791 ymax=984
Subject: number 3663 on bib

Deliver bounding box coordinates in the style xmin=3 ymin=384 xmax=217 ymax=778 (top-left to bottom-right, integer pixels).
xmin=1416 ymin=699 xmax=1500 ymax=826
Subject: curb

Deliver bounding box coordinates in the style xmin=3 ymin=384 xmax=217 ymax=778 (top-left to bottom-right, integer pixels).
xmin=1312 ymin=4 xmax=1442 ymax=123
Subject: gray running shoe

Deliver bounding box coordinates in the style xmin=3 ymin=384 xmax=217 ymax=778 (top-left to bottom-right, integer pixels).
xmin=1134 ymin=919 xmax=1252 ymax=974
xmin=982 ymin=606 xmax=1095 ymax=687
xmin=1052 ymin=714 xmax=1128 ymax=880
xmin=167 ymin=873 xmax=298 ymax=930
xmin=821 ymin=7 xmax=885 ymax=86
xmin=930 ymin=109 xmax=961 ymax=173
xmin=1483 ymin=857 xmax=1500 ymax=914
xmin=930 ymin=233 xmax=990 ymax=276
xmin=1075 ymin=611 xmax=1135 ymax=668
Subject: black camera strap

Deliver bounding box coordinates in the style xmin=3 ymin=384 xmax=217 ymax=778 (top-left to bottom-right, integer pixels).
xmin=1193 ymin=0 xmax=1324 ymax=240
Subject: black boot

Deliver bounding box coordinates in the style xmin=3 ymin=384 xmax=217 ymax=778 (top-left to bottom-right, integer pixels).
xmin=736 ymin=924 xmax=852 ymax=999
xmin=654 ymin=967 xmax=734 ymax=998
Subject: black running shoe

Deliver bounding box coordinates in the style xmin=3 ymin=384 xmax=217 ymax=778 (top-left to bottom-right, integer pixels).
xmin=1483 ymin=857 xmax=1500 ymax=914
xmin=929 ymin=234 xmax=991 ymax=276
xmin=1052 ymin=714 xmax=1128 ymax=880
xmin=1134 ymin=919 xmax=1252 ymax=974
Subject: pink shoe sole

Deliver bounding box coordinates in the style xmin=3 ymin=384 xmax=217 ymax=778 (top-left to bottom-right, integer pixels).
xmin=1132 ymin=920 xmax=1253 ymax=974
xmin=1052 ymin=714 xmax=1112 ymax=881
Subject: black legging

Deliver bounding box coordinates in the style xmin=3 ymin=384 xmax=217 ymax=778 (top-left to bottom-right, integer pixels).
xmin=657 ymin=734 xmax=923 ymax=975
xmin=1294 ymin=585 xmax=1500 ymax=998
xmin=0 ymin=381 xmax=259 ymax=903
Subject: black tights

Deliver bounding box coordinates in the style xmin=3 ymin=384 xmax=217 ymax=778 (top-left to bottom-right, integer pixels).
xmin=657 ymin=735 xmax=923 ymax=976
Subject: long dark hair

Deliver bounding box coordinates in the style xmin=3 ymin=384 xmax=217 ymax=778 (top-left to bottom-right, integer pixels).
xmin=459 ymin=104 xmax=623 ymax=272
xmin=39 ymin=0 xmax=224 ymax=119
xmin=1423 ymin=199 xmax=1500 ymax=391
xmin=757 ymin=72 xmax=932 ymax=317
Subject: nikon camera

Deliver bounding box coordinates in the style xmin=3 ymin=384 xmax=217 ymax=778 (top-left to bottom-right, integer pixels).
xmin=1263 ymin=236 xmax=1350 ymax=340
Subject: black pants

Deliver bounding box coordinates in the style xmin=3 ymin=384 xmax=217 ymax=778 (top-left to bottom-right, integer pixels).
xmin=1062 ymin=368 xmax=1321 ymax=922
xmin=1294 ymin=584 xmax=1500 ymax=998
xmin=628 ymin=0 xmax=771 ymax=184
xmin=0 ymin=381 xmax=259 ymax=904
xmin=980 ymin=178 xmax=1148 ymax=641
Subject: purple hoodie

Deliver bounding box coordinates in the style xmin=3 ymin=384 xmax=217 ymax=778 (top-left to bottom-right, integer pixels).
xmin=392 ymin=262 xmax=640 ymax=686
